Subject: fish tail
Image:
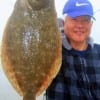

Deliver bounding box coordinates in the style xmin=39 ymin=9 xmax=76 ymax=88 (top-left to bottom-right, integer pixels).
xmin=23 ymin=92 xmax=36 ymax=100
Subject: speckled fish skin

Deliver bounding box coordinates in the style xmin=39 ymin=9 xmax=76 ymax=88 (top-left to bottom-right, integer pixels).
xmin=1 ymin=0 xmax=62 ymax=100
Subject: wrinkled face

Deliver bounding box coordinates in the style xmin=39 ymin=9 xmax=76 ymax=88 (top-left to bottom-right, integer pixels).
xmin=63 ymin=15 xmax=93 ymax=44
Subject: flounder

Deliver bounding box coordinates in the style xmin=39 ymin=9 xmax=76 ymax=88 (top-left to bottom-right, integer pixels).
xmin=1 ymin=0 xmax=62 ymax=100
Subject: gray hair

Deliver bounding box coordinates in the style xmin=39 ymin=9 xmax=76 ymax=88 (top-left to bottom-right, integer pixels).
xmin=62 ymin=14 xmax=68 ymax=22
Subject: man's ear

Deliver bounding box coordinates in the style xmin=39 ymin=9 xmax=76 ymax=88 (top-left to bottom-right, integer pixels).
xmin=62 ymin=20 xmax=65 ymax=27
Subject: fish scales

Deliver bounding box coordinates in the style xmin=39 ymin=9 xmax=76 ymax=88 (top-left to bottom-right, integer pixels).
xmin=1 ymin=0 xmax=62 ymax=100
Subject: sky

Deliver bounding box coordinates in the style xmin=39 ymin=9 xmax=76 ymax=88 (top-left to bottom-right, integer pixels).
xmin=0 ymin=0 xmax=100 ymax=100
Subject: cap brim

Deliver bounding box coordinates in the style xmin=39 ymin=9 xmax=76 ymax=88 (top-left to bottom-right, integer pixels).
xmin=68 ymin=12 xmax=95 ymax=20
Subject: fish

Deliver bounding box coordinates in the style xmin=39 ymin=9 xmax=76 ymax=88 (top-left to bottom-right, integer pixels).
xmin=1 ymin=0 xmax=62 ymax=100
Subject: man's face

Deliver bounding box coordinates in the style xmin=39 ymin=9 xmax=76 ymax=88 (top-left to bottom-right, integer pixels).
xmin=63 ymin=15 xmax=93 ymax=44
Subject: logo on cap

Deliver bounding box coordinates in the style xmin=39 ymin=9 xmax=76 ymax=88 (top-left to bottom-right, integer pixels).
xmin=76 ymin=1 xmax=89 ymax=7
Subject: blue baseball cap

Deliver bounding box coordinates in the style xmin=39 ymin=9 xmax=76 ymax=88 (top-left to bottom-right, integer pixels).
xmin=62 ymin=0 xmax=95 ymax=19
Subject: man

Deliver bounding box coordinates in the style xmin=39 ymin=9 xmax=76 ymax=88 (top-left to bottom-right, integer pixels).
xmin=46 ymin=0 xmax=100 ymax=100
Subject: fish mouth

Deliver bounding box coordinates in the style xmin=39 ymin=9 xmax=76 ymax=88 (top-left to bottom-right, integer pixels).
xmin=27 ymin=0 xmax=50 ymax=10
